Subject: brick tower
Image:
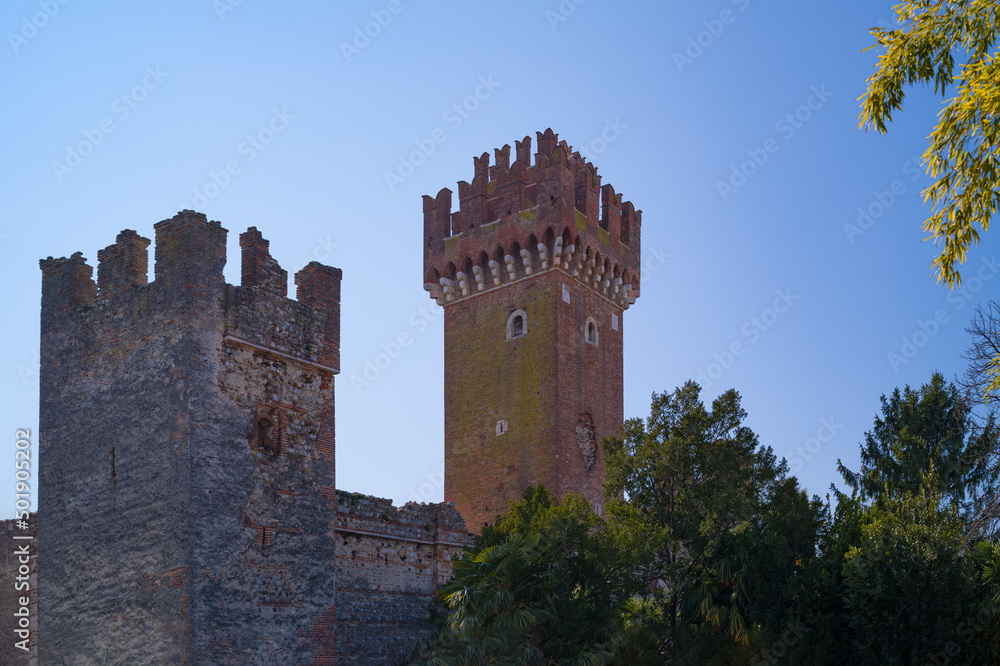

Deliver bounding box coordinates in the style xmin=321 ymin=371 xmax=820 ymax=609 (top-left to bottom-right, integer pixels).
xmin=423 ymin=129 xmax=642 ymax=530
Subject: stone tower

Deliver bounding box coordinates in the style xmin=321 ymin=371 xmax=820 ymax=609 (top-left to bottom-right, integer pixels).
xmin=38 ymin=212 xmax=343 ymax=663
xmin=422 ymin=129 xmax=642 ymax=530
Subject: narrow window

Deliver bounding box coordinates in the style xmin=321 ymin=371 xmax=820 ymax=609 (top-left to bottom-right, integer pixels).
xmin=585 ymin=318 xmax=599 ymax=346
xmin=506 ymin=310 xmax=528 ymax=340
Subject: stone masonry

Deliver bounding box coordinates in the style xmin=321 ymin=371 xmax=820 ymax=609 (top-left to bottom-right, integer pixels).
xmin=38 ymin=212 xmax=465 ymax=664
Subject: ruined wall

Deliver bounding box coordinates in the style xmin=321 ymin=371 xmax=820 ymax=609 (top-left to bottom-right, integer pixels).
xmin=38 ymin=212 xmax=466 ymax=664
xmin=38 ymin=213 xmax=343 ymax=664
xmin=333 ymin=493 xmax=467 ymax=664
xmin=423 ymin=129 xmax=640 ymax=529
xmin=39 ymin=222 xmax=214 ymax=663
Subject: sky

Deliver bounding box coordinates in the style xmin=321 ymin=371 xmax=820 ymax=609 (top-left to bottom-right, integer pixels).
xmin=1 ymin=0 xmax=996 ymax=518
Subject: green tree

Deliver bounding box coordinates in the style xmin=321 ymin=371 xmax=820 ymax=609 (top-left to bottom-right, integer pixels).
xmin=835 ymin=372 xmax=998 ymax=519
xmin=841 ymin=486 xmax=978 ymax=664
xmin=415 ymin=486 xmax=627 ymax=665
xmin=860 ymin=0 xmax=1000 ymax=289
xmin=601 ymin=381 xmax=815 ymax=661
xmin=785 ymin=495 xmax=866 ymax=664
xmin=791 ymin=372 xmax=1000 ymax=664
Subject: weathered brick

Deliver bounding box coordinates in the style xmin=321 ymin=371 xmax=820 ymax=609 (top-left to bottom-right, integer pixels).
xmin=423 ymin=129 xmax=642 ymax=530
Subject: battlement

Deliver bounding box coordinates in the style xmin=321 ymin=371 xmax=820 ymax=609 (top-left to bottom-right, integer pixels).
xmin=422 ymin=129 xmax=642 ymax=310
xmin=39 ymin=210 xmax=343 ymax=373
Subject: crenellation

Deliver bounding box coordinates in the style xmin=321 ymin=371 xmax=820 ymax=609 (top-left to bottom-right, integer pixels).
xmin=422 ymin=191 xmax=448 ymax=247
xmin=473 ymin=151 xmax=489 ymax=182
xmin=335 ymin=492 xmax=468 ymax=546
xmin=294 ymin=262 xmax=343 ymax=373
xmin=491 ymin=160 xmax=526 ymax=221
xmin=622 ymin=200 xmax=639 ymax=250
xmin=422 ymin=130 xmax=642 ymax=314
xmin=458 ymin=176 xmax=487 ymax=230
xmin=39 ymin=251 xmax=96 ymax=319
xmin=601 ymin=183 xmax=622 ymax=239
xmin=240 ymin=226 xmax=288 ymax=297
xmin=493 ymin=144 xmax=510 ymax=174
xmin=515 ymin=135 xmax=531 ymax=166
xmin=575 ymin=161 xmax=601 ymax=220
xmin=96 ymin=230 xmax=151 ymax=298
xmin=536 ymin=127 xmax=558 ymax=157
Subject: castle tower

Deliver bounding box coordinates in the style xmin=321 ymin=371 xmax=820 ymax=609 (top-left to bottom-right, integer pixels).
xmin=423 ymin=129 xmax=643 ymax=530
xmin=38 ymin=213 xmax=343 ymax=663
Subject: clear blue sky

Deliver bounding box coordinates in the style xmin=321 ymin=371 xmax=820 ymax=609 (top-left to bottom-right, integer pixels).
xmin=2 ymin=0 xmax=995 ymax=518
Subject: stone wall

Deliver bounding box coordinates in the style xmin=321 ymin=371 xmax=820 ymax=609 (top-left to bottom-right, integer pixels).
xmin=334 ymin=493 xmax=467 ymax=664
xmin=38 ymin=212 xmax=465 ymax=664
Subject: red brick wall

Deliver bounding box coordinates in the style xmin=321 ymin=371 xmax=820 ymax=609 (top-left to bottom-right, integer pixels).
xmin=444 ymin=270 xmax=623 ymax=529
xmin=426 ymin=130 xmax=640 ymax=530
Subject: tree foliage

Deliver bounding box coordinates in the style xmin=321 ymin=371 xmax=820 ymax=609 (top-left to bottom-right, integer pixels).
xmin=422 ymin=377 xmax=1000 ymax=664
xmin=860 ymin=0 xmax=1000 ymax=288
xmin=835 ymin=372 xmax=999 ymax=518
xmin=601 ymin=381 xmax=818 ymax=662
xmin=414 ymin=486 xmax=627 ymax=665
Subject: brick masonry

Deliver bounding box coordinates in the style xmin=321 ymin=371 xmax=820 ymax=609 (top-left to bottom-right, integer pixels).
xmin=37 ymin=212 xmax=465 ymax=664
xmin=423 ymin=129 xmax=641 ymax=530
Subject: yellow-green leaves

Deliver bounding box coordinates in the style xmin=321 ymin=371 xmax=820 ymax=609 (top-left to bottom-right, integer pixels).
xmin=859 ymin=0 xmax=1000 ymax=288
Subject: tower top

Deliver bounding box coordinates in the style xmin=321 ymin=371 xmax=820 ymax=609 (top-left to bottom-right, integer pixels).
xmin=422 ymin=129 xmax=642 ymax=310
